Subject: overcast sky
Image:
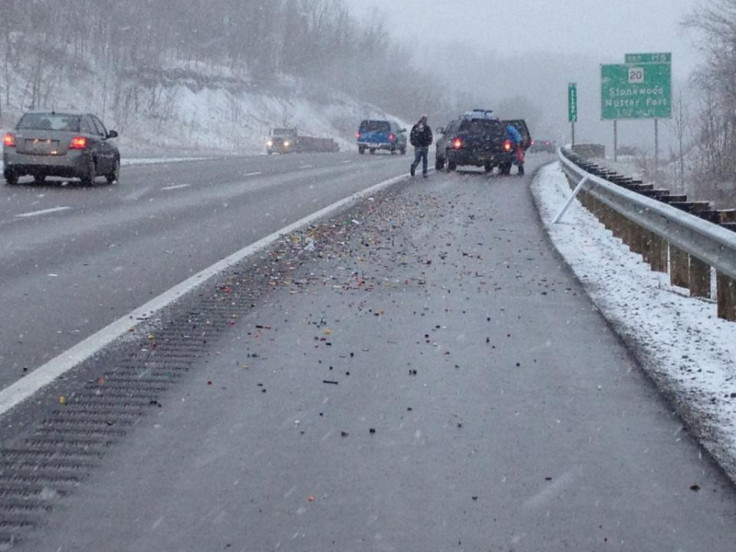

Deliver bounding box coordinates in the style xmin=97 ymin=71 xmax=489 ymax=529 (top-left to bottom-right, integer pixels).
xmin=344 ymin=0 xmax=702 ymax=79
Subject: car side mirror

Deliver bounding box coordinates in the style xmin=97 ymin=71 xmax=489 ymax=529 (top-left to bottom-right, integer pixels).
xmin=107 ymin=130 xmax=119 ymax=139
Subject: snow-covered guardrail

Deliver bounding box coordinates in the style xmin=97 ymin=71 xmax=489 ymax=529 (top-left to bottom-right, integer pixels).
xmin=557 ymin=147 xmax=736 ymax=321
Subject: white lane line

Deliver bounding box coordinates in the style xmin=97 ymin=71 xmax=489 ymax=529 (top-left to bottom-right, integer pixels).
xmin=244 ymin=171 xmax=262 ymax=177
xmin=0 ymin=173 xmax=409 ymax=416
xmin=340 ymin=160 xmax=353 ymax=164
xmin=161 ymin=184 xmax=191 ymax=191
xmin=15 ymin=206 xmax=71 ymax=218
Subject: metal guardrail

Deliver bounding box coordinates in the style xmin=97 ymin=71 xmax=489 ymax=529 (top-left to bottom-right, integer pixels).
xmin=557 ymin=147 xmax=736 ymax=320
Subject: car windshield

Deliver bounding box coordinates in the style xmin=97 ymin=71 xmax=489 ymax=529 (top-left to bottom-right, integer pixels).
xmin=17 ymin=112 xmax=80 ymax=132
xmin=272 ymin=128 xmax=294 ymax=137
xmin=360 ymin=120 xmax=390 ymax=132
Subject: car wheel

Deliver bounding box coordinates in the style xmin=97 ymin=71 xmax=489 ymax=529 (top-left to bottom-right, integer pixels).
xmin=4 ymin=169 xmax=18 ymax=186
xmin=369 ymin=149 xmax=376 ymax=154
xmin=500 ymin=162 xmax=511 ymax=175
xmin=358 ymin=147 xmax=365 ymax=154
xmin=447 ymin=159 xmax=456 ymax=171
xmin=80 ymin=158 xmax=96 ymax=186
xmin=484 ymin=161 xmax=492 ymax=173
xmin=435 ymin=157 xmax=444 ymax=170
xmin=106 ymin=157 xmax=120 ymax=184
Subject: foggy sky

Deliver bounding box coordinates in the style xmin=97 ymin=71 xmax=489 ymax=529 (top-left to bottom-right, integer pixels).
xmin=345 ymin=0 xmax=701 ymax=79
xmin=345 ymin=0 xmax=703 ymax=152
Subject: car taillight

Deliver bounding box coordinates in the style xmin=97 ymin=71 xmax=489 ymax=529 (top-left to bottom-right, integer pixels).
xmin=452 ymin=137 xmax=463 ymax=150
xmin=502 ymin=139 xmax=513 ymax=152
xmin=69 ymin=136 xmax=88 ymax=149
xmin=356 ymin=132 xmax=360 ymax=139
xmin=3 ymin=133 xmax=15 ymax=147
xmin=388 ymin=133 xmax=395 ymax=142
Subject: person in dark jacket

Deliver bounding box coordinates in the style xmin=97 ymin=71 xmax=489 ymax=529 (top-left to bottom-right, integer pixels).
xmin=409 ymin=115 xmax=433 ymax=178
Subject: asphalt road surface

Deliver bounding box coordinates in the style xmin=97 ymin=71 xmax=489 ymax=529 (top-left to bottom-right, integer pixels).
xmin=0 ymin=151 xmax=405 ymax=389
xmin=3 ymin=152 xmax=736 ymax=551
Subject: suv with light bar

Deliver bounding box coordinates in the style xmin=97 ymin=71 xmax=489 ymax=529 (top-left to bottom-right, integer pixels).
xmin=3 ymin=110 xmax=120 ymax=186
xmin=435 ymin=109 xmax=531 ymax=174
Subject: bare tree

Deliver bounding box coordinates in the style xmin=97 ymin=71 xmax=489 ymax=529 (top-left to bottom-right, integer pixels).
xmin=669 ymin=91 xmax=692 ymax=192
xmin=685 ymin=1 xmax=736 ymax=181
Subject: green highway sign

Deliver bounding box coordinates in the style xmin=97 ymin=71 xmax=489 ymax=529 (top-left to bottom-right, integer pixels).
xmin=601 ymin=62 xmax=672 ymax=120
xmin=568 ymin=82 xmax=577 ymax=122
xmin=624 ymin=52 xmax=671 ymax=64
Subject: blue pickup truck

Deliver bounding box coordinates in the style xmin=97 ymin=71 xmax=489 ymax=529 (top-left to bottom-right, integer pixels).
xmin=356 ymin=119 xmax=407 ymax=155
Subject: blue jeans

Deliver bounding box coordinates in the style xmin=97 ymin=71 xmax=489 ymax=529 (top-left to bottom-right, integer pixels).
xmin=411 ymin=146 xmax=428 ymax=175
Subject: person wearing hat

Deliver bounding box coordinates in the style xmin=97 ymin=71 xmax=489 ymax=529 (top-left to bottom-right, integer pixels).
xmin=409 ymin=114 xmax=433 ymax=178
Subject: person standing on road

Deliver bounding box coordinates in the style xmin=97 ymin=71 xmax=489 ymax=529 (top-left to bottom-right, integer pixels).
xmin=505 ymin=123 xmax=525 ymax=176
xmin=410 ymin=115 xmax=433 ymax=178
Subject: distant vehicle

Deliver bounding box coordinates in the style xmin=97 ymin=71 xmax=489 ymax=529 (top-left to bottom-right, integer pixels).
xmin=356 ymin=120 xmax=406 ymax=155
xmin=435 ymin=109 xmax=531 ymax=174
xmin=2 ymin=110 xmax=120 ymax=186
xmin=529 ymin=139 xmax=557 ymax=154
xmin=266 ymin=128 xmax=339 ymax=154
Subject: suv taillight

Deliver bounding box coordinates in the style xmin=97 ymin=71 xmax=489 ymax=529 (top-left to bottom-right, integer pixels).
xmin=452 ymin=137 xmax=463 ymax=150
xmin=388 ymin=133 xmax=395 ymax=142
xmin=3 ymin=133 xmax=15 ymax=147
xmin=356 ymin=132 xmax=361 ymax=139
xmin=69 ymin=136 xmax=88 ymax=149
xmin=502 ymin=139 xmax=513 ymax=152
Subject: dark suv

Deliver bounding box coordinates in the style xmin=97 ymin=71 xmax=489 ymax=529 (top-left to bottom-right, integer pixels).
xmin=356 ymin=120 xmax=406 ymax=155
xmin=435 ymin=110 xmax=530 ymax=174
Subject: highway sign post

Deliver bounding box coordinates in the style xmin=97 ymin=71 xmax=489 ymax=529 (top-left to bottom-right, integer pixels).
xmin=568 ymin=83 xmax=577 ymax=146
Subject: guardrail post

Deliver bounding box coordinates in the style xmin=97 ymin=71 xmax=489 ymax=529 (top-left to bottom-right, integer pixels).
xmin=609 ymin=206 xmax=625 ymax=241
xmin=622 ymin=215 xmax=637 ymax=251
xmin=641 ymin=229 xmax=654 ymax=265
xmin=627 ymin=221 xmax=645 ymax=256
xmin=595 ymin=197 xmax=607 ymax=223
xmin=669 ymin=245 xmax=690 ymax=288
xmin=597 ymin=200 xmax=610 ymax=229
xmin=689 ymin=256 xmax=711 ymax=298
xmin=720 ymin=209 xmax=736 ymax=225
xmin=647 ymin=233 xmax=668 ymax=273
xmin=717 ymin=272 xmax=736 ymax=321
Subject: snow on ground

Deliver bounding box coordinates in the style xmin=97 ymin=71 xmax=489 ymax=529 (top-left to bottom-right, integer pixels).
xmin=531 ymin=161 xmax=736 ymax=480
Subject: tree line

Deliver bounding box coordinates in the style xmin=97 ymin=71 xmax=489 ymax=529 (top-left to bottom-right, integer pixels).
xmin=0 ymin=0 xmax=457 ymax=129
xmin=687 ymin=0 xmax=736 ymax=186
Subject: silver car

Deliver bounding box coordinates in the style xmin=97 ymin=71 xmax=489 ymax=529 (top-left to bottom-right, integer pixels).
xmin=2 ymin=111 xmax=120 ymax=186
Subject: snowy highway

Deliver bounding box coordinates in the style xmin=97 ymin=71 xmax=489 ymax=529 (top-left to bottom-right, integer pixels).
xmin=0 ymin=151 xmax=404 ymax=391
xmin=1 ymin=153 xmax=735 ymax=550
